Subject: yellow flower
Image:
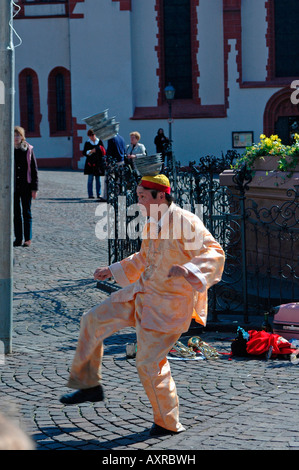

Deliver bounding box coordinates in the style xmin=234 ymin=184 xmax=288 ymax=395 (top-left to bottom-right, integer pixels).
xmin=234 ymin=131 xmax=298 ymax=173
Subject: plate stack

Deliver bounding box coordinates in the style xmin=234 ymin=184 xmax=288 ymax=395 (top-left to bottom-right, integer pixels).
xmin=134 ymin=154 xmax=163 ymax=176
xmin=82 ymin=109 xmax=120 ymax=140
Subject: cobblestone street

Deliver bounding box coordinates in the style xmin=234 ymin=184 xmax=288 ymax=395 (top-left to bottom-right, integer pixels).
xmin=1 ymin=169 xmax=299 ymax=452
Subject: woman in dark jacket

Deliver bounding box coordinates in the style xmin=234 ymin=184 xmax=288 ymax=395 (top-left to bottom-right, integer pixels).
xmin=83 ymin=129 xmax=106 ymax=200
xmin=14 ymin=126 xmax=39 ymax=247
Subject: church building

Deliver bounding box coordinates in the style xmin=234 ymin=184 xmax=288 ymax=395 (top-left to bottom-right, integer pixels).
xmin=13 ymin=0 xmax=299 ymax=169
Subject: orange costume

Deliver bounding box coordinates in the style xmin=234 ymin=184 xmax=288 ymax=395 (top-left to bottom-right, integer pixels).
xmin=65 ymin=175 xmax=225 ymax=433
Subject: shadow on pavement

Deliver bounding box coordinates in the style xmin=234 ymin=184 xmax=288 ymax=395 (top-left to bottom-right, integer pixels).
xmin=33 ymin=426 xmax=153 ymax=450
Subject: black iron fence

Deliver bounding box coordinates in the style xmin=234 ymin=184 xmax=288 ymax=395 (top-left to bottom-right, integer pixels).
xmin=103 ymin=153 xmax=299 ymax=323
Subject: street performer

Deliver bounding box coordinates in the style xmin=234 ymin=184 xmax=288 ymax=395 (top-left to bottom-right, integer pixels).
xmin=59 ymin=174 xmax=225 ymax=436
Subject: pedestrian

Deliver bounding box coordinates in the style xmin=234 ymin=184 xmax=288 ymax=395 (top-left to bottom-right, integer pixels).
xmin=13 ymin=126 xmax=38 ymax=247
xmin=106 ymin=132 xmax=126 ymax=166
xmin=59 ymin=173 xmax=225 ymax=436
xmin=105 ymin=132 xmax=127 ymax=197
xmin=83 ymin=129 xmax=106 ymax=200
xmin=154 ymin=128 xmax=169 ymax=161
xmin=125 ymin=131 xmax=146 ymax=171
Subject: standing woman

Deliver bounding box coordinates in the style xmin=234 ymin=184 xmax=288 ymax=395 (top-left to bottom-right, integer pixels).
xmin=126 ymin=131 xmax=147 ymax=172
xmin=83 ymin=129 xmax=106 ymax=199
xmin=13 ymin=126 xmax=38 ymax=247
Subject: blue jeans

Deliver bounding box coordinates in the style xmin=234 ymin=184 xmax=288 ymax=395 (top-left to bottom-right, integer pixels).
xmin=14 ymin=188 xmax=32 ymax=243
xmin=87 ymin=175 xmax=101 ymax=198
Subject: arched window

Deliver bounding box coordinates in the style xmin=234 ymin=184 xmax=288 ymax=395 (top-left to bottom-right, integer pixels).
xmin=274 ymin=0 xmax=299 ymax=78
xmin=48 ymin=67 xmax=72 ymax=136
xmin=163 ymin=0 xmax=193 ymax=99
xmin=18 ymin=68 xmax=41 ymax=137
xmin=26 ymin=75 xmax=35 ymax=132
xmin=263 ymin=87 xmax=299 ymax=143
xmin=267 ymin=0 xmax=299 ymax=81
xmin=55 ymin=73 xmax=66 ymax=131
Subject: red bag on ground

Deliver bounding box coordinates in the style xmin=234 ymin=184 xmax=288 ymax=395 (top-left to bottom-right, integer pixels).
xmin=246 ymin=330 xmax=295 ymax=357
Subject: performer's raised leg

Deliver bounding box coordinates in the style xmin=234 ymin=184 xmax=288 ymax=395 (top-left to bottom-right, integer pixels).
xmin=60 ymin=296 xmax=135 ymax=404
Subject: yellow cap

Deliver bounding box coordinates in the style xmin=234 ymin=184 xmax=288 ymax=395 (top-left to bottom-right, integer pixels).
xmin=140 ymin=174 xmax=171 ymax=193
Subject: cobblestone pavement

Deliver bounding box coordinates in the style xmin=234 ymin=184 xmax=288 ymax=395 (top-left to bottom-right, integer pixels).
xmin=1 ymin=169 xmax=299 ymax=451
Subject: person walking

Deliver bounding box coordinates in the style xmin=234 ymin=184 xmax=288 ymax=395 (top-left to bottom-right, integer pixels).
xmin=13 ymin=126 xmax=38 ymax=247
xmin=59 ymin=174 xmax=225 ymax=436
xmin=83 ymin=129 xmax=106 ymax=200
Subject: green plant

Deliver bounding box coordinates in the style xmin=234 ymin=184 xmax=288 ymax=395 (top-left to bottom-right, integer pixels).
xmin=233 ymin=134 xmax=299 ymax=175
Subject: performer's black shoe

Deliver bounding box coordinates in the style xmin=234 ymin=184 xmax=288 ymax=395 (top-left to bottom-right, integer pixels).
xmin=59 ymin=385 xmax=104 ymax=405
xmin=149 ymin=423 xmax=186 ymax=436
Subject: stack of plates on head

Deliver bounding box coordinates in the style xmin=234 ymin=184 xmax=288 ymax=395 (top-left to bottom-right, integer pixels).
xmin=82 ymin=109 xmax=120 ymax=140
xmin=95 ymin=122 xmax=120 ymax=140
xmin=83 ymin=110 xmax=109 ymax=127
xmin=134 ymin=154 xmax=163 ymax=176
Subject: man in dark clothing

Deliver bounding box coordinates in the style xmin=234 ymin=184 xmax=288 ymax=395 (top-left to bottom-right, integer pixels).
xmin=106 ymin=133 xmax=126 ymax=164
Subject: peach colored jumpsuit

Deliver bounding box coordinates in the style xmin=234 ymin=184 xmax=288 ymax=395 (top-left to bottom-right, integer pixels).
xmin=66 ymin=203 xmax=225 ymax=432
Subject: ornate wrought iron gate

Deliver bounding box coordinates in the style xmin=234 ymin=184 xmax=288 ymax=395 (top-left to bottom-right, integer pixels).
xmin=104 ymin=154 xmax=299 ymax=323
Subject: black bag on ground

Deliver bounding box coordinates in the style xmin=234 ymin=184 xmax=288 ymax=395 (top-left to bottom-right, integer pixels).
xmin=231 ymin=327 xmax=249 ymax=357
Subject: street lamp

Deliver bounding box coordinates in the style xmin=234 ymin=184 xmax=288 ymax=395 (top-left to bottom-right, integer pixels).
xmin=164 ymin=83 xmax=176 ymax=191
xmin=164 ymin=83 xmax=175 ymax=150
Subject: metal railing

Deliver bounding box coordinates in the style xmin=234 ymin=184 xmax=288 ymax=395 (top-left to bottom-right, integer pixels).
xmin=103 ymin=152 xmax=299 ymax=323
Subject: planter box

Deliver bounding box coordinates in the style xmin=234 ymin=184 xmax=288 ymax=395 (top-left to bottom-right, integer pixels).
xmin=219 ymin=161 xmax=299 ymax=204
xmin=251 ymin=154 xmax=299 ymax=172
xmin=248 ymin=155 xmax=299 ymax=194
xmin=219 ymin=163 xmax=299 ymax=279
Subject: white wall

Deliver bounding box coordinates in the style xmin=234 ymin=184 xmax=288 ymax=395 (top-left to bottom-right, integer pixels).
xmin=227 ymin=39 xmax=280 ymax=146
xmin=13 ymin=0 xmax=284 ymax=166
xmin=241 ymin=0 xmax=268 ymax=82
xmin=14 ymin=17 xmax=72 ymax=159
xmin=169 ymin=39 xmax=280 ymax=162
xmin=130 ymin=0 xmax=160 ymax=108
xmin=197 ymin=0 xmax=225 ymax=105
xmin=70 ymin=0 xmax=134 ymax=151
